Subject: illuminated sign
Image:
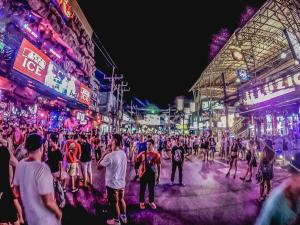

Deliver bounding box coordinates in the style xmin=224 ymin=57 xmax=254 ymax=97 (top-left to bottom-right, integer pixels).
xmin=237 ymin=68 xmax=249 ymax=81
xmin=13 ymin=39 xmax=50 ymax=83
xmin=55 ymin=0 xmax=73 ymax=19
xmin=14 ymin=39 xmax=90 ymax=106
xmin=242 ymin=72 xmax=300 ymax=105
xmin=79 ymin=83 xmax=91 ymax=105
xmin=23 ymin=23 xmax=38 ymax=39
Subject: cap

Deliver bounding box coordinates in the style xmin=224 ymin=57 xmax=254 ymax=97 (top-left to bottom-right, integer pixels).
xmin=25 ymin=133 xmax=44 ymax=152
xmin=289 ymin=151 xmax=300 ymax=173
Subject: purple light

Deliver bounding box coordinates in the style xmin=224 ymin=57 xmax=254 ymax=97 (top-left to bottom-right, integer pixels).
xmin=209 ymin=28 xmax=231 ymax=61
xmin=239 ymin=6 xmax=257 ymax=27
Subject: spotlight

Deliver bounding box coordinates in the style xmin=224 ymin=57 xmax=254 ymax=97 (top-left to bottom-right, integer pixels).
xmin=280 ymin=52 xmax=287 ymax=59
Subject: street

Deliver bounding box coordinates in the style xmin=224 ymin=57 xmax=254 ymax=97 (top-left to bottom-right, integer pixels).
xmin=62 ymin=155 xmax=290 ymax=225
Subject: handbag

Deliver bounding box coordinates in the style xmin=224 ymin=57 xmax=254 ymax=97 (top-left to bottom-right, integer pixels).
xmin=256 ymin=169 xmax=263 ymax=184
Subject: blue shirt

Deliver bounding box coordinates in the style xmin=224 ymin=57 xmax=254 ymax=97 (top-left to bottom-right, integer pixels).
xmin=137 ymin=142 xmax=147 ymax=154
xmin=255 ymin=183 xmax=300 ymax=225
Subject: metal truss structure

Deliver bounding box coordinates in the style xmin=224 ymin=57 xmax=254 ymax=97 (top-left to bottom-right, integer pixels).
xmin=190 ymin=0 xmax=300 ymax=110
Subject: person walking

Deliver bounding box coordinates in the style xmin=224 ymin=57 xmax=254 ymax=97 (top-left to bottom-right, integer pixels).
xmin=257 ymin=139 xmax=275 ymax=203
xmin=240 ymin=140 xmax=257 ymax=182
xmin=97 ymin=133 xmax=127 ymax=225
xmin=170 ymin=138 xmax=185 ymax=186
xmin=226 ymin=138 xmax=240 ymax=179
xmin=79 ymin=134 xmax=93 ymax=188
xmin=136 ymin=139 xmax=161 ymax=210
xmin=13 ymin=133 xmax=62 ymax=225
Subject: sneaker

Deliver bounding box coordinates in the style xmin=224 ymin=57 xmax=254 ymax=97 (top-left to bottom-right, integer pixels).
xmin=240 ymin=177 xmax=245 ymax=181
xmin=120 ymin=214 xmax=127 ymax=224
xmin=149 ymin=202 xmax=157 ymax=210
xmin=106 ymin=219 xmax=120 ymax=225
xmin=139 ymin=202 xmax=145 ymax=210
xmin=170 ymin=181 xmax=174 ymax=186
xmin=179 ymin=183 xmax=186 ymax=187
xmin=71 ymin=188 xmax=79 ymax=193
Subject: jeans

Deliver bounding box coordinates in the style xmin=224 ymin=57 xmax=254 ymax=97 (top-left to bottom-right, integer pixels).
xmin=171 ymin=162 xmax=183 ymax=184
xmin=139 ymin=171 xmax=155 ymax=203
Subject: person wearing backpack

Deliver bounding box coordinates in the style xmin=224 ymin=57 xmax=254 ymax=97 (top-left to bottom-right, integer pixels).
xmin=170 ymin=138 xmax=185 ymax=186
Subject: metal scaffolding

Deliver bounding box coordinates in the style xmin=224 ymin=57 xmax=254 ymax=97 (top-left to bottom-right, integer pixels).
xmin=190 ymin=0 xmax=300 ymax=120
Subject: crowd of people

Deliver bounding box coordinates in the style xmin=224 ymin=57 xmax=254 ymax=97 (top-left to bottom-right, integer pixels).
xmin=0 ymin=121 xmax=299 ymax=225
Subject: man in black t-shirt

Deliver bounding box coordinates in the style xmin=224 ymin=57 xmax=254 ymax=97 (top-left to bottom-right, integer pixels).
xmin=171 ymin=138 xmax=185 ymax=186
xmin=80 ymin=134 xmax=93 ymax=187
xmin=47 ymin=133 xmax=67 ymax=192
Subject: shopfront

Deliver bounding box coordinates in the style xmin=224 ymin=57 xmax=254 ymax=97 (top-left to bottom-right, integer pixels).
xmin=240 ymin=68 xmax=300 ymax=139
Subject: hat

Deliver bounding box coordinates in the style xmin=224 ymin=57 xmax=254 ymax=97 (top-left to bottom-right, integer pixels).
xmin=289 ymin=151 xmax=300 ymax=173
xmin=25 ymin=133 xmax=44 ymax=152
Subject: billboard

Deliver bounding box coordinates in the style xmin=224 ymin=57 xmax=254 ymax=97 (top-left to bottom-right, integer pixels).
xmin=13 ymin=38 xmax=91 ymax=106
xmin=13 ymin=39 xmax=50 ymax=83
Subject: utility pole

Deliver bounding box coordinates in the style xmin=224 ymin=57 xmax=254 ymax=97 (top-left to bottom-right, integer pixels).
xmin=130 ymin=100 xmax=133 ymax=134
xmin=168 ymin=104 xmax=171 ymax=133
xmin=221 ymin=72 xmax=229 ymax=131
xmin=104 ymin=67 xmax=123 ymax=133
xmin=118 ymin=81 xmax=130 ymax=132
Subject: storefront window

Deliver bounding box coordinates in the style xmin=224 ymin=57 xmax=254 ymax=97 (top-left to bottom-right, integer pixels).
xmin=266 ymin=114 xmax=272 ymax=135
xmin=277 ymin=116 xmax=285 ymax=136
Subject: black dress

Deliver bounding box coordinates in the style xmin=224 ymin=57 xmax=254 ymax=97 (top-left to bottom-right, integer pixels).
xmin=0 ymin=146 xmax=18 ymax=223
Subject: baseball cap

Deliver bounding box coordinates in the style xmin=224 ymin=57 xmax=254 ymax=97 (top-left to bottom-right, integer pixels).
xmin=25 ymin=133 xmax=44 ymax=152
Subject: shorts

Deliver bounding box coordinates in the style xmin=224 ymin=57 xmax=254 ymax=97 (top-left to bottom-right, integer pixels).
xmin=52 ymin=171 xmax=68 ymax=180
xmin=80 ymin=161 xmax=92 ymax=176
xmin=67 ymin=163 xmax=77 ymax=177
xmin=194 ymin=145 xmax=199 ymax=150
xmin=106 ymin=186 xmax=125 ymax=205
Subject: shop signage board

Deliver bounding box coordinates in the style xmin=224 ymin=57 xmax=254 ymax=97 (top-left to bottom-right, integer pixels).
xmin=242 ymin=72 xmax=300 ymax=105
xmin=79 ymin=83 xmax=91 ymax=105
xmin=13 ymin=39 xmax=50 ymax=83
xmin=13 ymin=38 xmax=91 ymax=106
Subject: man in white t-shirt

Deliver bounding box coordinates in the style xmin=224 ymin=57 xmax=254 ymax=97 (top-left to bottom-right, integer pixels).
xmin=97 ymin=133 xmax=127 ymax=225
xmin=13 ymin=133 xmax=62 ymax=225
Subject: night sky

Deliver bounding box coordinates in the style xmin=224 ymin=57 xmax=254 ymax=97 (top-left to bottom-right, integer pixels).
xmin=78 ymin=0 xmax=266 ymax=108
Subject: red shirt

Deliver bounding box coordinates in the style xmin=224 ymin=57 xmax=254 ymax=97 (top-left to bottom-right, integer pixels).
xmin=136 ymin=150 xmax=161 ymax=177
xmin=65 ymin=140 xmax=81 ymax=163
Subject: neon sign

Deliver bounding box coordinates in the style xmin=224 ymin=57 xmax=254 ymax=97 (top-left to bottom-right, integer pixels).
xmin=243 ymin=72 xmax=300 ymax=105
xmin=55 ymin=0 xmax=73 ymax=19
xmin=23 ymin=23 xmax=38 ymax=39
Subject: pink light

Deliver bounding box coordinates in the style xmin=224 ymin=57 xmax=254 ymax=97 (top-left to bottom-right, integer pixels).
xmin=41 ymin=113 xmax=44 ymax=117
xmin=49 ymin=48 xmax=62 ymax=59
xmin=23 ymin=23 xmax=38 ymax=39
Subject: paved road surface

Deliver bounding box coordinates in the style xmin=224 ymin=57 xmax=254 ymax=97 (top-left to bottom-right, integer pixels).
xmin=61 ymin=154 xmax=290 ymax=225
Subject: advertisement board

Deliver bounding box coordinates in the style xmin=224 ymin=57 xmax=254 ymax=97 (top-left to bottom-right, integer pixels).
xmin=13 ymin=39 xmax=91 ymax=106
xmin=79 ymin=83 xmax=91 ymax=105
xmin=13 ymin=39 xmax=50 ymax=83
